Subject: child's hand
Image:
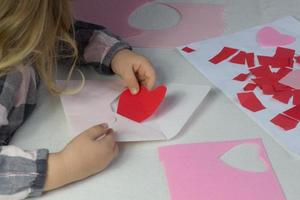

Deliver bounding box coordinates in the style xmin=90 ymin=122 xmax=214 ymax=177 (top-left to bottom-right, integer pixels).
xmin=111 ymin=49 xmax=156 ymax=95
xmin=44 ymin=124 xmax=118 ymax=191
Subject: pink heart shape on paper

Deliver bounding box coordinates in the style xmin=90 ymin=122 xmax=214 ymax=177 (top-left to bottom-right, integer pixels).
xmin=256 ymin=27 xmax=296 ymax=47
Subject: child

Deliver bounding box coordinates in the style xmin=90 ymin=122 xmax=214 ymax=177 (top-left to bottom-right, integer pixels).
xmin=0 ymin=0 xmax=156 ymax=199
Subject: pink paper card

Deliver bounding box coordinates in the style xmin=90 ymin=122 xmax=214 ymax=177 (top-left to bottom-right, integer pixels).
xmin=159 ymin=139 xmax=286 ymax=200
xmin=125 ymin=3 xmax=224 ymax=48
xmin=72 ymin=0 xmax=150 ymax=38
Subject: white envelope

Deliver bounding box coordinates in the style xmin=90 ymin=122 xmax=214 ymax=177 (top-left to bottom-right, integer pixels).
xmin=59 ymin=79 xmax=210 ymax=141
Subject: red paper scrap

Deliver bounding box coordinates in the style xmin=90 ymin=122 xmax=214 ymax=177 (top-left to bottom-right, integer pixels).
xmin=117 ymin=85 xmax=167 ymax=122
xmin=272 ymin=90 xmax=293 ymax=104
xmin=209 ymin=47 xmax=239 ymax=64
xmin=250 ymin=66 xmax=272 ymax=77
xmin=295 ymin=55 xmax=300 ymax=64
xmin=272 ymin=47 xmax=295 ymax=68
xmin=182 ymin=47 xmax=195 ymax=53
xmin=262 ymin=84 xmax=275 ymax=95
xmin=233 ymin=73 xmax=249 ymax=81
xmin=229 ymin=51 xmax=247 ymax=65
xmin=293 ymin=90 xmax=300 ymax=105
xmin=252 ymin=77 xmax=275 ymax=90
xmin=273 ymin=82 xmax=292 ymax=92
xmin=246 ymin=53 xmax=255 ymax=68
xmin=243 ymin=83 xmax=257 ymax=91
xmin=257 ymin=47 xmax=295 ymax=68
xmin=283 ymin=105 xmax=300 ymax=121
xmin=237 ymin=92 xmax=266 ymax=112
xmin=274 ymin=67 xmax=292 ymax=80
xmin=271 ymin=113 xmax=298 ymax=131
xmin=257 ymin=55 xmax=274 ymax=66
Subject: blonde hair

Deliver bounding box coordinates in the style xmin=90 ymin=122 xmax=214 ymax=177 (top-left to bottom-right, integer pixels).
xmin=0 ymin=0 xmax=81 ymax=95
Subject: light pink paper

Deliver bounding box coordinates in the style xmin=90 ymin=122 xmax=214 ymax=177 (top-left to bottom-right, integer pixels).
xmin=279 ymin=70 xmax=300 ymax=89
xmin=159 ymin=139 xmax=285 ymax=200
xmin=256 ymin=27 xmax=296 ymax=47
xmin=126 ymin=3 xmax=224 ymax=48
xmin=72 ymin=0 xmax=151 ymax=38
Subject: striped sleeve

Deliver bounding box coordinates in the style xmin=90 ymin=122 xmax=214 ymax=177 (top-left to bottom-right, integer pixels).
xmin=74 ymin=20 xmax=131 ymax=74
xmin=0 ymin=147 xmax=49 ymax=199
xmin=0 ymin=65 xmax=49 ymax=199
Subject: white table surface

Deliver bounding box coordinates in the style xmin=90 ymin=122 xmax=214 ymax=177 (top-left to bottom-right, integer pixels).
xmin=11 ymin=0 xmax=300 ymax=199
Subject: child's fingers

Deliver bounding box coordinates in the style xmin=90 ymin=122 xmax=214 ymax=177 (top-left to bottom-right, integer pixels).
xmin=140 ymin=61 xmax=156 ymax=90
xmin=123 ymin=70 xmax=140 ymax=95
xmin=85 ymin=123 xmax=109 ymax=140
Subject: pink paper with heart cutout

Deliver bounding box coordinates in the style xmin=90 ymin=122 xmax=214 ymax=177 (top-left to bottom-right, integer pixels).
xmin=159 ymin=139 xmax=286 ymax=200
xmin=256 ymin=27 xmax=296 ymax=47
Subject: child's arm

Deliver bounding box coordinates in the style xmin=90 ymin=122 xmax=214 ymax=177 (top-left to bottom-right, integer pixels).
xmin=74 ymin=20 xmax=131 ymax=74
xmin=0 ymin=66 xmax=118 ymax=199
xmin=74 ymin=21 xmax=156 ymax=94
xmin=0 ymin=67 xmax=49 ymax=199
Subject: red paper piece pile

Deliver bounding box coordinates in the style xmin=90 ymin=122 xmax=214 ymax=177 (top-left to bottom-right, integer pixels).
xmin=237 ymin=92 xmax=266 ymax=112
xmin=117 ymin=85 xmax=167 ymax=122
xmin=209 ymin=46 xmax=300 ymax=131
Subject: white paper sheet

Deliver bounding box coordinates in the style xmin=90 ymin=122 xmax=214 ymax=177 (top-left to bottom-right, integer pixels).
xmin=177 ymin=16 xmax=300 ymax=157
xmin=60 ymin=80 xmax=210 ymax=142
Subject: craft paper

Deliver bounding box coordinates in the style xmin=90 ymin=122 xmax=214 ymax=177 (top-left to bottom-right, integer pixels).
xmin=295 ymin=55 xmax=300 ymax=63
xmin=293 ymin=90 xmax=300 ymax=105
xmin=229 ymin=51 xmax=247 ymax=65
xmin=275 ymin=67 xmax=293 ymax=80
xmin=246 ymin=53 xmax=255 ymax=67
xmin=279 ymin=70 xmax=300 ymax=89
xmin=72 ymin=0 xmax=150 ymax=38
xmin=125 ymin=3 xmax=224 ymax=48
xmin=229 ymin=51 xmax=255 ymax=67
xmin=244 ymin=83 xmax=257 ymax=91
xmin=177 ymin=16 xmax=300 ymax=156
xmin=272 ymin=47 xmax=295 ymax=68
xmin=181 ymin=47 xmax=195 ymax=53
xmin=272 ymin=90 xmax=293 ymax=104
xmin=283 ymin=105 xmax=300 ymax=121
xmin=159 ymin=139 xmax=286 ymax=200
xmin=209 ymin=47 xmax=238 ymax=64
xmin=250 ymin=66 xmax=272 ymax=77
xmin=233 ymin=73 xmax=249 ymax=81
xmin=256 ymin=26 xmax=296 ymax=47
xmin=237 ymin=92 xmax=266 ymax=112
xmin=271 ymin=114 xmax=298 ymax=131
xmin=60 ymin=80 xmax=210 ymax=142
xmin=258 ymin=55 xmax=274 ymax=66
xmin=117 ymin=85 xmax=167 ymax=122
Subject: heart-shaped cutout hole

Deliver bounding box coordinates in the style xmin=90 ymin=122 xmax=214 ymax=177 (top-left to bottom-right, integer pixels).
xmin=220 ymin=144 xmax=268 ymax=173
xmin=117 ymin=85 xmax=167 ymax=122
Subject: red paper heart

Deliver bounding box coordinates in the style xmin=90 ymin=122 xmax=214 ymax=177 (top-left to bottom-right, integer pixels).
xmin=117 ymin=85 xmax=167 ymax=122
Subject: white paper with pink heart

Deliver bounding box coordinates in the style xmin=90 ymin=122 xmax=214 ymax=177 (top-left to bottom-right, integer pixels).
xmin=59 ymin=80 xmax=210 ymax=142
xmin=177 ymin=16 xmax=300 ymax=157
